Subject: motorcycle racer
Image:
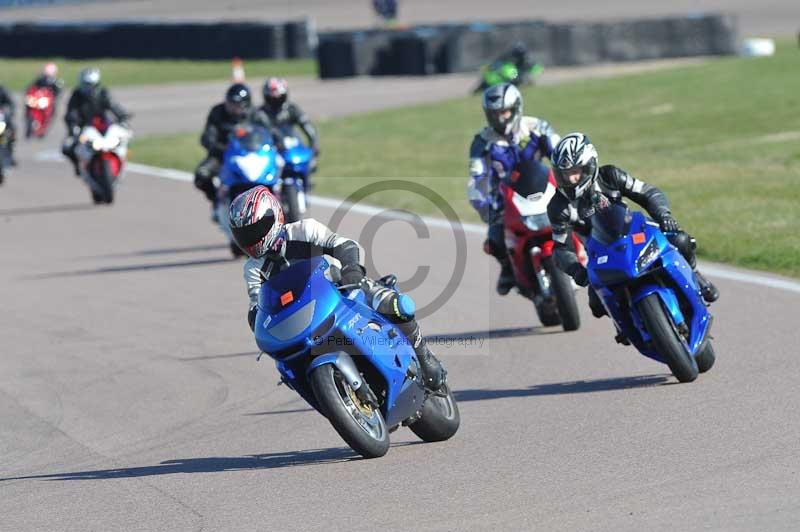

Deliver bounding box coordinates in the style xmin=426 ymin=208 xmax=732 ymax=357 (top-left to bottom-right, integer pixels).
xmin=547 ymin=132 xmax=720 ymax=320
xmin=467 ymin=83 xmax=560 ymax=295
xmin=230 ymin=186 xmax=446 ymax=391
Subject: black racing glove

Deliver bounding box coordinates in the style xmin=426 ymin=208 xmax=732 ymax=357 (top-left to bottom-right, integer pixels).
xmin=569 ymin=265 xmax=589 ymax=287
xmin=340 ymin=264 xmax=365 ymax=286
xmin=538 ymin=134 xmax=550 ymax=157
xmin=659 ymin=216 xmax=681 ymax=234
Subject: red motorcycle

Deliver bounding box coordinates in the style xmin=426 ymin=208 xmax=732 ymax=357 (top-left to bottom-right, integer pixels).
xmin=24 ymin=86 xmax=56 ymax=139
xmin=495 ymin=166 xmax=586 ymax=331
xmin=75 ymin=115 xmax=132 ymax=204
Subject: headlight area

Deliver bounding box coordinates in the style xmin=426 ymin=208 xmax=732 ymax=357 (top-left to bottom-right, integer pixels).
xmin=636 ymin=239 xmax=661 ymax=272
xmin=523 ymin=213 xmax=551 ymax=232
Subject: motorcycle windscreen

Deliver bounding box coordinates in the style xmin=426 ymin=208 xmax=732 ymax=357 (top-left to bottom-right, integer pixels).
xmin=238 ymin=126 xmax=273 ymax=152
xmin=256 ymin=257 xmax=340 ymax=348
xmin=590 ymin=201 xmax=633 ymax=245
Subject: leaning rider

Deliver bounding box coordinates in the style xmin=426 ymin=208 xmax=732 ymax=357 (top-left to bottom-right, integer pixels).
xmin=546 ymin=132 xmax=719 ymax=322
xmin=229 ymin=185 xmax=446 ymax=391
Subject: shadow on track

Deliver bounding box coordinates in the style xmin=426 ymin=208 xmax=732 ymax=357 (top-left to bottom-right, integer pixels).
xmin=244 ymin=407 xmax=315 ymax=416
xmin=179 ymin=351 xmax=259 ymax=361
xmin=454 ymin=374 xmax=672 ymax=402
xmin=426 ymin=326 xmax=556 ymax=342
xmin=0 ymin=443 xmax=423 ymax=481
xmin=84 ymin=243 xmax=229 ymax=259
xmin=24 ymin=257 xmax=236 ymax=279
xmin=0 ymin=203 xmax=95 ymax=217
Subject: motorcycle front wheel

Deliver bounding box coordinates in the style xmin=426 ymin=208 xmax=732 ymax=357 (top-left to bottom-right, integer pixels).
xmin=637 ymin=294 xmax=699 ymax=383
xmin=544 ymin=257 xmax=581 ymax=331
xmin=309 ymin=364 xmax=390 ymax=459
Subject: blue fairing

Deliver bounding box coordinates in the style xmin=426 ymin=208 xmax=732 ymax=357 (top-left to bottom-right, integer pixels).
xmin=587 ymin=207 xmax=712 ymax=364
xmin=220 ymin=125 xmax=282 ymax=192
xmin=282 ymin=143 xmax=314 ymax=177
xmin=253 ymin=257 xmax=425 ymax=427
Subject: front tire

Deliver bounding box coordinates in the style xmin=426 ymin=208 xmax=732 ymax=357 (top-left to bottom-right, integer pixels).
xmin=637 ymin=294 xmax=699 ymax=383
xmin=309 ymin=364 xmax=390 ymax=459
xmin=283 ymin=184 xmax=301 ymax=223
xmin=544 ymin=257 xmax=581 ymax=331
xmin=99 ymin=159 xmax=115 ymax=204
xmin=408 ymin=384 xmax=460 ymax=442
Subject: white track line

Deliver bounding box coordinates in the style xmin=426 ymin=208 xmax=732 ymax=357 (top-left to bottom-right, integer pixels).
xmin=35 ymin=150 xmax=800 ymax=295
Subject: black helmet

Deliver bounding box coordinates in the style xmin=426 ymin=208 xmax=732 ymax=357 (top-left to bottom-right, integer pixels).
xmin=263 ymin=77 xmax=289 ymax=113
xmin=225 ymin=83 xmax=252 ymax=118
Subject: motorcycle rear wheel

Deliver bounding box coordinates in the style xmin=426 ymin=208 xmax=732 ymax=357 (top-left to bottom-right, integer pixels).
xmin=696 ymin=340 xmax=716 ymax=373
xmin=309 ymin=364 xmax=390 ymax=459
xmin=408 ymin=384 xmax=460 ymax=442
xmin=637 ymin=294 xmax=699 ymax=383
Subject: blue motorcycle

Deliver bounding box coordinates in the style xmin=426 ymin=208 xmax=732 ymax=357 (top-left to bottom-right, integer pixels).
xmin=254 ymin=257 xmax=460 ymax=458
xmin=585 ymin=201 xmax=716 ymax=382
xmin=278 ymin=134 xmax=315 ymax=223
xmin=216 ymin=124 xmax=283 ymax=256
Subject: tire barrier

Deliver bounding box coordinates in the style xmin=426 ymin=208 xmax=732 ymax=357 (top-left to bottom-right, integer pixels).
xmin=0 ymin=19 xmax=316 ymax=59
xmin=317 ymin=14 xmax=739 ymax=79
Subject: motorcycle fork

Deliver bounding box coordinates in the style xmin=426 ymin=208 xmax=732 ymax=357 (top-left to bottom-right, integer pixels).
xmin=530 ymin=246 xmax=552 ymax=299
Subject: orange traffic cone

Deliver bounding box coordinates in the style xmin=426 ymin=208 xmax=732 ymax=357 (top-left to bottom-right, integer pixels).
xmin=231 ymin=57 xmax=245 ymax=83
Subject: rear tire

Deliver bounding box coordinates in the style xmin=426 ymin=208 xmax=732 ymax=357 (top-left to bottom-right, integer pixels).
xmin=696 ymin=341 xmax=716 ymax=373
xmin=309 ymin=364 xmax=390 ymax=459
xmin=408 ymin=384 xmax=460 ymax=442
xmin=545 ymin=257 xmax=581 ymax=331
xmin=637 ymin=294 xmax=699 ymax=383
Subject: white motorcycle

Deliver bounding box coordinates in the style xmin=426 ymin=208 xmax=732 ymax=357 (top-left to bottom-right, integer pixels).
xmin=75 ymin=116 xmax=132 ymax=204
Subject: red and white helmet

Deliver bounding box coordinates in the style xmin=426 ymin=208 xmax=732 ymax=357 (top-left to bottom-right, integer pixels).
xmin=43 ymin=62 xmax=58 ymax=78
xmin=263 ymin=77 xmax=289 ymax=110
xmin=229 ymin=186 xmax=286 ymax=259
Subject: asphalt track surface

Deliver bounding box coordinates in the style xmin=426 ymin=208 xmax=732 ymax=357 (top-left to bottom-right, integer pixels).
xmin=3 ymin=3 xmax=800 ymax=531
xmin=4 ymin=0 xmax=800 ymax=36
xmin=3 ymin=78 xmax=800 ymax=532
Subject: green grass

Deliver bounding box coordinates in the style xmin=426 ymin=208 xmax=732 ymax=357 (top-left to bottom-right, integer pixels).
xmin=0 ymin=58 xmax=316 ymax=91
xmin=131 ymin=41 xmax=800 ymax=277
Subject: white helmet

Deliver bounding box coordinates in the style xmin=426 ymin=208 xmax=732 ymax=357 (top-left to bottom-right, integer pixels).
xmin=78 ymin=67 xmax=101 ymax=94
xmin=552 ymin=132 xmax=599 ymax=200
xmin=482 ymin=83 xmax=522 ymax=137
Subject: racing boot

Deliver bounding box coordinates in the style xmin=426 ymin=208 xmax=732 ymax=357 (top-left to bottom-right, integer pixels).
xmin=363 ymin=279 xmax=446 ymax=390
xmin=694 ymin=270 xmax=719 ymax=303
xmin=398 ymin=320 xmax=445 ymax=391
xmin=497 ymin=257 xmax=515 ymax=296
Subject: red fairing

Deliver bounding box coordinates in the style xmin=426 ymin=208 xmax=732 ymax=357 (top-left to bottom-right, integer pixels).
xmin=24 ymin=86 xmax=55 ymax=137
xmin=90 ymin=152 xmax=122 ymax=179
xmin=91 ymin=115 xmax=111 ymax=134
xmin=501 ymin=170 xmax=586 ymax=289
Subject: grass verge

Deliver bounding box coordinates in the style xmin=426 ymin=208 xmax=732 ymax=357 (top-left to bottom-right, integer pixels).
xmin=0 ymin=58 xmax=316 ymax=91
xmin=131 ymin=41 xmax=800 ymax=277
